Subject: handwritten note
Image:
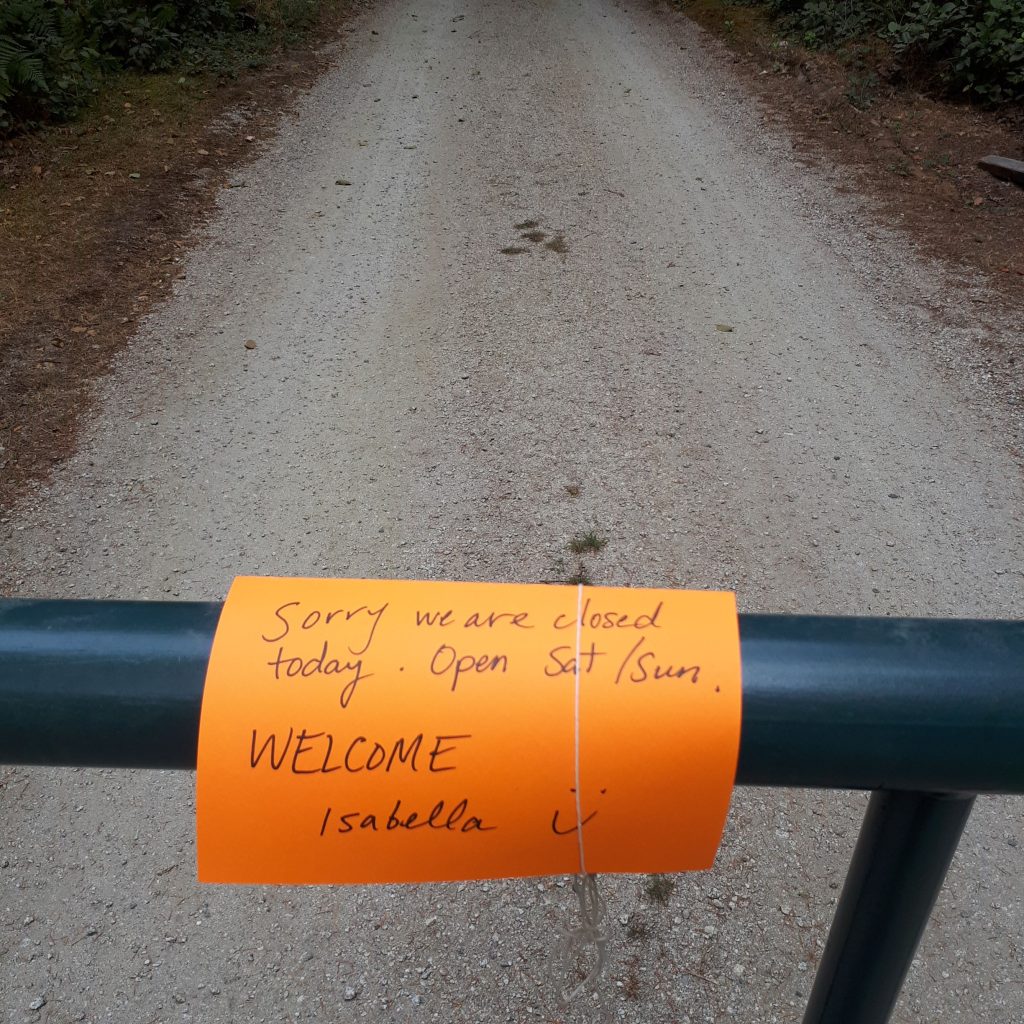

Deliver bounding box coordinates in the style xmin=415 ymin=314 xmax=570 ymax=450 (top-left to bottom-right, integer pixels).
xmin=196 ymin=578 xmax=741 ymax=884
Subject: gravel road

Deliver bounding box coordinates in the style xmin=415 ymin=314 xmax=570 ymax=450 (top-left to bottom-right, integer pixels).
xmin=2 ymin=0 xmax=1023 ymax=1021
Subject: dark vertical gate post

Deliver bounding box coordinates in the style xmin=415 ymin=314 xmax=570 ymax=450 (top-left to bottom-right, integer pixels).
xmin=802 ymin=790 xmax=975 ymax=1024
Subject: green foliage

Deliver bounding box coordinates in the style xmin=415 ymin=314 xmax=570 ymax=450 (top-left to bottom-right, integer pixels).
xmin=0 ymin=0 xmax=104 ymax=132
xmin=747 ymin=0 xmax=1024 ymax=103
xmin=1 ymin=0 xmax=325 ymax=135
xmin=764 ymin=0 xmax=904 ymax=48
xmin=887 ymin=0 xmax=1024 ymax=104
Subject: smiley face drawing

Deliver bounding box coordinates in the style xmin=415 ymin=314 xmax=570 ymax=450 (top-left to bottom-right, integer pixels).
xmin=550 ymin=787 xmax=608 ymax=835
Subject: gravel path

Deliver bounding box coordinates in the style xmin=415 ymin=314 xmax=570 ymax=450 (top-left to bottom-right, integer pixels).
xmin=2 ymin=0 xmax=1022 ymax=1021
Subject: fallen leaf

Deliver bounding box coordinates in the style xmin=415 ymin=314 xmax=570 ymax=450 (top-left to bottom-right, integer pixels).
xmin=715 ymin=324 xmax=734 ymax=332
xmin=336 ymin=178 xmax=352 ymax=186
xmin=128 ymin=172 xmax=141 ymax=179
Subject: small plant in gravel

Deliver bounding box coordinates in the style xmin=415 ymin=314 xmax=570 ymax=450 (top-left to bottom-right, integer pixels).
xmin=568 ymin=529 xmax=607 ymax=555
xmin=564 ymin=564 xmax=593 ymax=586
xmin=644 ymin=874 xmax=676 ymax=904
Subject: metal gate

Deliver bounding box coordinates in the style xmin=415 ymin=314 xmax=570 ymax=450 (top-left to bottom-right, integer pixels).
xmin=2 ymin=599 xmax=1022 ymax=1023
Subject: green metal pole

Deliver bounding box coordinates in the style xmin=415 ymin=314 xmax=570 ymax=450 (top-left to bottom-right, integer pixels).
xmin=802 ymin=790 xmax=975 ymax=1024
xmin=1 ymin=600 xmax=1024 ymax=792
xmin=0 ymin=599 xmax=1013 ymax=1024
xmin=0 ymin=599 xmax=218 ymax=768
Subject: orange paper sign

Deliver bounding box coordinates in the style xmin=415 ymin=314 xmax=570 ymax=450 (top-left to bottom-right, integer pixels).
xmin=196 ymin=578 xmax=741 ymax=884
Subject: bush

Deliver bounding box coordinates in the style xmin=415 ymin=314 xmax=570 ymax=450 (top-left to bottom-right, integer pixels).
xmin=746 ymin=0 xmax=1024 ymax=103
xmin=0 ymin=1 xmax=103 ymax=132
xmin=0 ymin=0 xmax=322 ymax=136
xmin=762 ymin=0 xmax=904 ymax=49
xmin=887 ymin=0 xmax=1024 ymax=104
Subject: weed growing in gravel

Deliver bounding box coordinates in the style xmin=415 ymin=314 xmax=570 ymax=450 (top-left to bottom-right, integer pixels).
xmin=644 ymin=874 xmax=676 ymax=904
xmin=565 ymin=564 xmax=593 ymax=586
xmin=569 ymin=530 xmax=607 ymax=555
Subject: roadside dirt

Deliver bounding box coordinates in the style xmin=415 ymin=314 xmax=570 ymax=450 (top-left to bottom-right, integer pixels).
xmin=0 ymin=2 xmax=367 ymax=510
xmin=665 ymin=0 xmax=1024 ymax=302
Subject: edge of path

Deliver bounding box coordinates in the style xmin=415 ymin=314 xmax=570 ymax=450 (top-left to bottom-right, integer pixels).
xmin=0 ymin=0 xmax=376 ymax=512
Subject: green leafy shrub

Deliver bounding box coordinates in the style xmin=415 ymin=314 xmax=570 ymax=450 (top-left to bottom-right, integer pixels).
xmin=745 ymin=0 xmax=1024 ymax=103
xmin=86 ymin=2 xmax=182 ymax=70
xmin=765 ymin=0 xmax=903 ymax=48
xmin=887 ymin=0 xmax=1024 ymax=103
xmin=0 ymin=1 xmax=103 ymax=133
xmin=1 ymin=0 xmax=327 ymax=136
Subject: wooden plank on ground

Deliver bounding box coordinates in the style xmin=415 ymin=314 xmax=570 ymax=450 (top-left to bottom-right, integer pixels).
xmin=978 ymin=155 xmax=1024 ymax=187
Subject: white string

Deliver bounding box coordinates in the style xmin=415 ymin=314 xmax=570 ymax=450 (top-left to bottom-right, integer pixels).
xmin=573 ymin=582 xmax=585 ymax=875
xmin=554 ymin=582 xmax=610 ymax=1008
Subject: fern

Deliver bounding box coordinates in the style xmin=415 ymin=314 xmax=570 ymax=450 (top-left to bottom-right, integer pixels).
xmin=0 ymin=0 xmax=56 ymax=40
xmin=1 ymin=0 xmax=92 ymax=129
xmin=0 ymin=38 xmax=48 ymax=94
xmin=22 ymin=4 xmax=57 ymax=45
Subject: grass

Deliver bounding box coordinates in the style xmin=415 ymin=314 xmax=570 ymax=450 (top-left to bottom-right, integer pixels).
xmin=644 ymin=874 xmax=676 ymax=905
xmin=568 ymin=529 xmax=607 ymax=555
xmin=564 ymin=564 xmax=593 ymax=586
